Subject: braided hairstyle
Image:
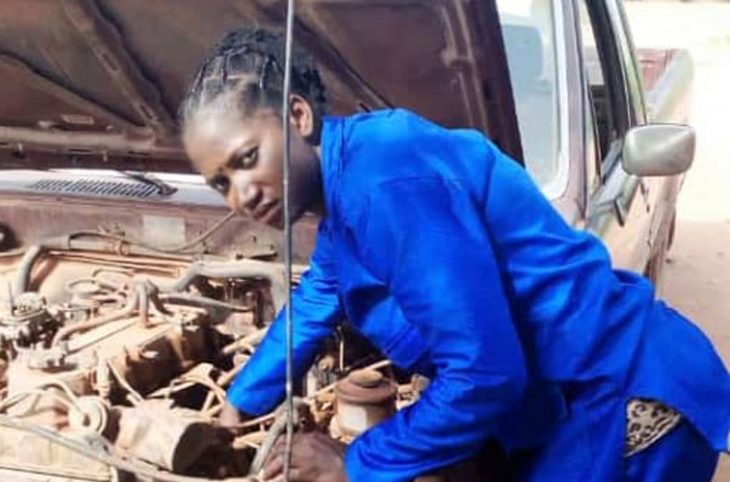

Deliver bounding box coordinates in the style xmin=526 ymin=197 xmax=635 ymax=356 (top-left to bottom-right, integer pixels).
xmin=180 ymin=27 xmax=327 ymax=142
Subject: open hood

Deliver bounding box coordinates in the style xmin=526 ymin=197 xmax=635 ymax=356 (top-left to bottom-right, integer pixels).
xmin=0 ymin=0 xmax=521 ymax=173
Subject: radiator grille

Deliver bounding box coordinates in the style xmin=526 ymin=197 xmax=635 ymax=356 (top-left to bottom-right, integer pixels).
xmin=28 ymin=179 xmax=159 ymax=199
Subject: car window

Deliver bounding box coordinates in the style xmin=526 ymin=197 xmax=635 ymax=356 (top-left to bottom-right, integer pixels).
xmin=608 ymin=0 xmax=646 ymax=124
xmin=577 ymin=0 xmax=632 ymax=177
xmin=578 ymin=0 xmax=613 ymax=162
xmin=496 ymin=0 xmax=564 ymax=195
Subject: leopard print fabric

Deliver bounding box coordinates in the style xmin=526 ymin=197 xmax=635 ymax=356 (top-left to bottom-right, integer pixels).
xmin=625 ymin=398 xmax=682 ymax=457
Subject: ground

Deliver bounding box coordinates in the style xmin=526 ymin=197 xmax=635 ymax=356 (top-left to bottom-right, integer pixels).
xmin=625 ymin=1 xmax=730 ymax=479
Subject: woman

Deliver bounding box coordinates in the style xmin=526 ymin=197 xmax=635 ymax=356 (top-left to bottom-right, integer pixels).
xmin=180 ymin=28 xmax=729 ymax=482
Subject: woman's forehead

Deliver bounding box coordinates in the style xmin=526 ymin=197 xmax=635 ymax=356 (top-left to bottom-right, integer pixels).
xmin=184 ymin=107 xmax=265 ymax=174
xmin=184 ymin=119 xmax=243 ymax=171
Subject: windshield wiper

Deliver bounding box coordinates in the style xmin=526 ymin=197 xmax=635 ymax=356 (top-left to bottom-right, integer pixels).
xmin=118 ymin=171 xmax=177 ymax=196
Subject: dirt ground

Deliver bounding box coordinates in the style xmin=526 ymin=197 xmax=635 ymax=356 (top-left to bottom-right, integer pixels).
xmin=625 ymin=1 xmax=730 ymax=479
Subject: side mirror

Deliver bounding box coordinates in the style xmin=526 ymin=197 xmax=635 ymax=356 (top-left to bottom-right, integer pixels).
xmin=622 ymin=124 xmax=696 ymax=177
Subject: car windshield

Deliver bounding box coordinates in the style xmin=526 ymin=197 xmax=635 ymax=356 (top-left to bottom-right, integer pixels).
xmin=496 ymin=0 xmax=565 ymax=196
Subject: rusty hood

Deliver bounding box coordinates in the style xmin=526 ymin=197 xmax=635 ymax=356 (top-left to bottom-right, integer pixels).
xmin=0 ymin=0 xmax=520 ymax=173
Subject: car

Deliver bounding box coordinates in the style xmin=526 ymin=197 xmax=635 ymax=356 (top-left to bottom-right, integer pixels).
xmin=0 ymin=1 xmax=693 ymax=480
xmin=496 ymin=0 xmax=693 ymax=291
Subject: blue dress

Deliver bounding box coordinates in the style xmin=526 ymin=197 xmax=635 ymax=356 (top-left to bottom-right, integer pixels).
xmin=227 ymin=110 xmax=729 ymax=481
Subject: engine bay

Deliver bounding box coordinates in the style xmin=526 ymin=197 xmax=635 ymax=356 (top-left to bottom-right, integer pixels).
xmin=0 ymin=231 xmax=426 ymax=482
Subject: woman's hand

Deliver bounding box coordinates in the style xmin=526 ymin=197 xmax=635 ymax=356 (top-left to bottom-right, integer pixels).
xmin=218 ymin=401 xmax=243 ymax=428
xmin=262 ymin=432 xmax=347 ymax=482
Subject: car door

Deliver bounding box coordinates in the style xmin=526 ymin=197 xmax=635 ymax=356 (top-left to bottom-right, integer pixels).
xmin=608 ymin=0 xmax=682 ymax=283
xmin=578 ymin=0 xmax=653 ymax=273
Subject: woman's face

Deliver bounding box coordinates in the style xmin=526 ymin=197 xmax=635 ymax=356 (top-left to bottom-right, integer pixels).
xmin=183 ymin=93 xmax=321 ymax=228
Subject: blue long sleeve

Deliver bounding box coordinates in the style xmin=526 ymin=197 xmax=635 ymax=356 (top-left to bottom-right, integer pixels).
xmin=344 ymin=177 xmax=528 ymax=481
xmin=226 ymin=221 xmax=343 ymax=415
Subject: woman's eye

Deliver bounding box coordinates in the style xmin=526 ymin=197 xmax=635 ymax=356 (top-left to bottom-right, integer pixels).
xmin=237 ymin=147 xmax=259 ymax=169
xmin=210 ymin=174 xmax=230 ymax=194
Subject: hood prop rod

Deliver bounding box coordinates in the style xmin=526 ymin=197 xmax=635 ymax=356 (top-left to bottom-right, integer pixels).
xmin=282 ymin=0 xmax=297 ymax=480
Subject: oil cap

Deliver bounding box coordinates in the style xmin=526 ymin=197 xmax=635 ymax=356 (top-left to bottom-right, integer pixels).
xmin=335 ymin=369 xmax=396 ymax=405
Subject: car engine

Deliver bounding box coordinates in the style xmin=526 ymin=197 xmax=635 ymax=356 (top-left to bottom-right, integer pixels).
xmin=0 ymin=237 xmax=426 ymax=482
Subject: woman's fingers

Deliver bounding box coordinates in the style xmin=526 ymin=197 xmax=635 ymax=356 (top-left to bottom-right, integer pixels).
xmin=261 ymin=454 xmax=307 ymax=482
xmin=218 ymin=401 xmax=242 ymax=428
xmin=262 ymin=435 xmax=286 ymax=466
xmin=261 ymin=432 xmax=345 ymax=481
xmin=261 ymin=453 xmax=284 ymax=480
xmin=262 ymin=435 xmax=301 ymax=480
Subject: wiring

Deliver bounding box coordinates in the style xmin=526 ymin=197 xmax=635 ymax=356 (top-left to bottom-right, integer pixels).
xmin=106 ymin=360 xmax=144 ymax=405
xmin=70 ymin=210 xmax=236 ymax=254
xmin=0 ymin=389 xmax=79 ymax=416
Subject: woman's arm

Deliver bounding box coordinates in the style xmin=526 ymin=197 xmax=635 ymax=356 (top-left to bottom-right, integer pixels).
xmin=226 ymin=220 xmax=343 ymax=416
xmin=347 ymin=178 xmax=528 ymax=482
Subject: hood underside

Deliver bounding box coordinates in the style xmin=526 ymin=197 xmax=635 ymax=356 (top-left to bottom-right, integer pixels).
xmin=0 ymin=0 xmax=520 ymax=173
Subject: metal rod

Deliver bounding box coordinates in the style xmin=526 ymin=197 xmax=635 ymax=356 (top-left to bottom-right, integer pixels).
xmin=282 ymin=0 xmax=297 ymax=480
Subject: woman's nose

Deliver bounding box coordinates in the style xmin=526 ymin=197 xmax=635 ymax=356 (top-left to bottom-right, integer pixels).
xmin=229 ymin=174 xmax=263 ymax=213
xmin=241 ymin=184 xmax=263 ymax=211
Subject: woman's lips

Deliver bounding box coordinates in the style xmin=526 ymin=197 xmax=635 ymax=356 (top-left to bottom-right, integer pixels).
xmin=252 ymin=200 xmax=281 ymax=223
xmin=260 ymin=204 xmax=283 ymax=227
xmin=250 ymin=199 xmax=276 ymax=217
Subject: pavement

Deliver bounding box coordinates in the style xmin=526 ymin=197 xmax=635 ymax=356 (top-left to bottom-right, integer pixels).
xmin=624 ymin=1 xmax=730 ymax=479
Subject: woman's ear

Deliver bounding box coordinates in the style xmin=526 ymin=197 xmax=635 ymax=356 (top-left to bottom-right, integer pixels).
xmin=289 ymin=94 xmax=316 ymax=140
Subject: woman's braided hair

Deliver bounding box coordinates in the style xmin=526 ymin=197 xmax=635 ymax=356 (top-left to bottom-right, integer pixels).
xmin=180 ymin=27 xmax=327 ymax=140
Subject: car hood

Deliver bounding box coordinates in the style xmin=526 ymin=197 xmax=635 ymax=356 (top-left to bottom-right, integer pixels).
xmin=0 ymin=0 xmax=520 ymax=173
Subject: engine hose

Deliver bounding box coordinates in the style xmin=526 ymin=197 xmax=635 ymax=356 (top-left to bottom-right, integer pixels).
xmin=0 ymin=414 xmax=258 ymax=482
xmin=166 ymin=260 xmax=286 ymax=312
xmin=159 ymin=293 xmax=250 ymax=312
xmin=13 ymin=244 xmax=44 ymax=296
xmin=12 ymin=234 xmax=189 ymax=296
xmin=52 ymin=290 xmax=138 ymax=347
